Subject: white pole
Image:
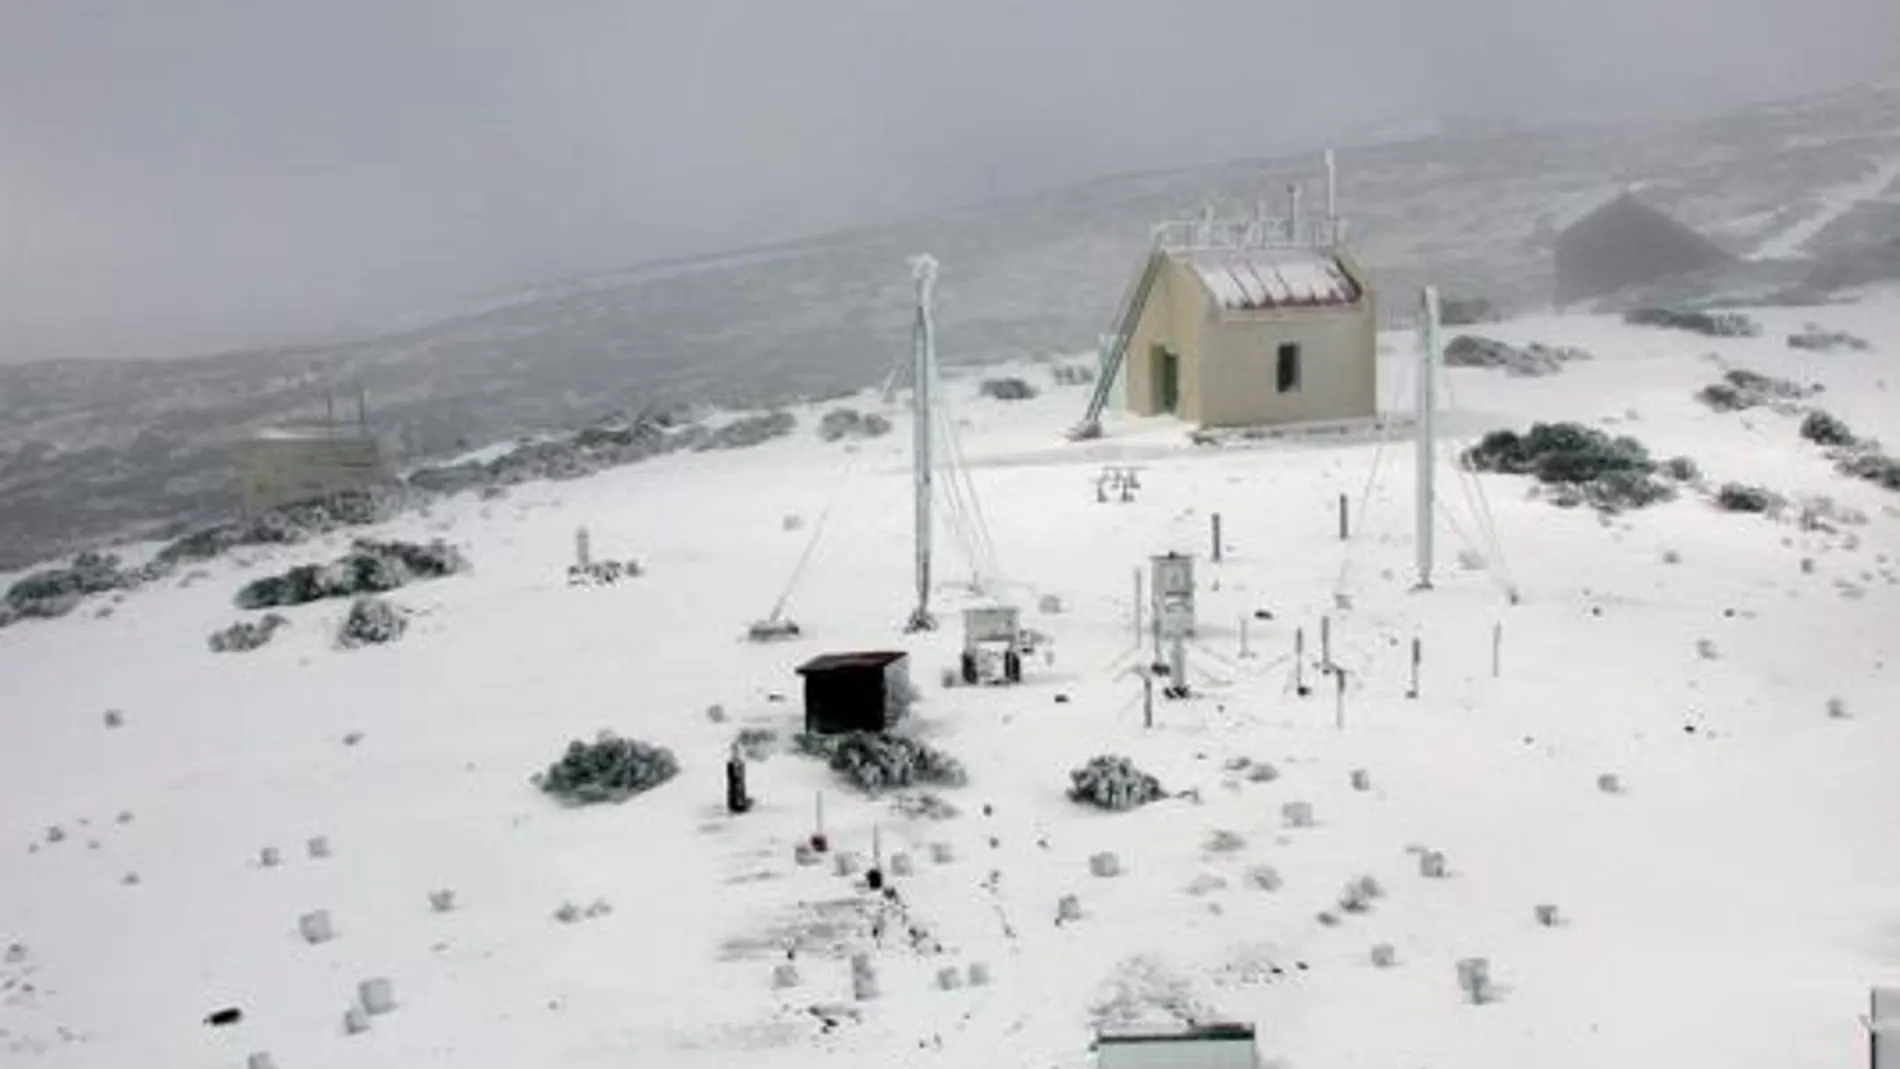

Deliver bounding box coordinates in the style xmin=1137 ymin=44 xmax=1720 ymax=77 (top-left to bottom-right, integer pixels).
xmin=1325 ymin=149 xmax=1338 ymax=233
xmin=1133 ymin=567 xmax=1144 ymax=646
xmin=907 ymin=255 xmax=939 ymax=632
xmin=1286 ymin=184 xmax=1301 ymax=243
xmin=1416 ymin=287 xmax=1440 ymax=591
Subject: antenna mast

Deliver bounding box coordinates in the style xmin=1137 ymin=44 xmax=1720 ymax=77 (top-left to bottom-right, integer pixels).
xmin=1416 ymin=287 xmax=1441 ymax=591
xmin=905 ymin=254 xmax=940 ymax=633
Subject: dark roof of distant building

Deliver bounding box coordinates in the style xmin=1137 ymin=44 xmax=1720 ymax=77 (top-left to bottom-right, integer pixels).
xmin=797 ymin=650 xmax=908 ymax=674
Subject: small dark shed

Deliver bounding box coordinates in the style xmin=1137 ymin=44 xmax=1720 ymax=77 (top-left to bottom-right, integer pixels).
xmin=796 ymin=651 xmax=912 ymax=735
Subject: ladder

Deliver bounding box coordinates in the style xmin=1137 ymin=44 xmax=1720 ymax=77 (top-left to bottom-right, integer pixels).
xmin=1068 ymin=245 xmax=1167 ymax=440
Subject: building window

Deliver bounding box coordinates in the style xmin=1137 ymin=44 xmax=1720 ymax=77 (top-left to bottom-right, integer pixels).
xmin=1276 ymin=343 xmax=1301 ymax=393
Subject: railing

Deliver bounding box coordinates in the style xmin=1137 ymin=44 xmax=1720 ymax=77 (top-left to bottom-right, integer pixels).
xmin=1153 ymin=215 xmax=1348 ymax=253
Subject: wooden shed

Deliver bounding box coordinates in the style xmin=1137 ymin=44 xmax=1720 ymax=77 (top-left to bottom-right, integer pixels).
xmin=796 ymin=651 xmax=912 ymax=735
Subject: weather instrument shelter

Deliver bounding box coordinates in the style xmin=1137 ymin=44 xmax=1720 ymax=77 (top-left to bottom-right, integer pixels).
xmin=796 ymin=651 xmax=913 ymax=735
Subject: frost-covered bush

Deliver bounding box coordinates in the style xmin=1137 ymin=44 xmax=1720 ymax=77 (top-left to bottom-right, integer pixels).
xmin=1694 ymin=368 xmax=1820 ymax=412
xmin=1714 ymin=482 xmax=1781 ymax=513
xmin=1624 ymin=307 xmax=1761 ymax=337
xmin=1464 ymin=422 xmax=1677 ymax=512
xmin=1660 ymin=455 xmax=1702 ymax=482
xmin=1442 ymin=335 xmax=1590 ymax=377
xmin=567 ymin=560 xmax=642 ymax=586
xmin=696 ymin=411 xmax=797 ymax=451
xmin=1438 ymin=296 xmax=1500 ymax=326
xmin=237 ymin=539 xmax=466 ymax=610
xmin=794 ymin=731 xmax=967 ymax=793
xmin=209 ymin=613 xmax=289 ymax=653
xmin=1787 ymin=327 xmax=1871 ymax=353
xmin=978 ymin=377 xmax=1038 ymax=401
xmin=817 ymin=408 xmax=894 ymax=442
xmin=1800 ymin=409 xmax=1859 ymax=447
xmin=1067 ymin=755 xmax=1165 ymax=811
xmin=335 ymin=596 xmax=407 ymax=648
xmin=158 ymin=489 xmax=408 ymax=566
xmin=4 ymin=550 xmax=138 ymax=621
xmin=1837 ymin=450 xmax=1900 ymax=491
xmin=535 ymin=730 xmax=680 ymax=805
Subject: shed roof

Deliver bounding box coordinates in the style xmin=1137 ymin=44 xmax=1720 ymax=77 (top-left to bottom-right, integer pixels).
xmin=1186 ymin=248 xmax=1362 ymax=310
xmin=797 ymin=650 xmax=908 ymax=675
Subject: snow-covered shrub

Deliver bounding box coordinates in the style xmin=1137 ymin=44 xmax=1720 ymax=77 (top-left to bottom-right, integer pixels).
xmin=1800 ymin=409 xmax=1859 ymax=447
xmin=237 ymin=539 xmax=466 ymax=609
xmin=793 ymin=731 xmax=967 ymax=793
xmin=335 ymin=596 xmax=407 ymax=648
xmin=298 ymin=910 xmax=335 ymax=944
xmin=1714 ymin=482 xmax=1780 ymax=513
xmin=1534 ymin=904 xmax=1562 ymax=927
xmin=1624 ymin=307 xmax=1761 ymax=337
xmin=3 ymin=550 xmax=135 ymax=621
xmin=567 ymin=559 xmax=641 ymax=586
xmin=697 ymin=411 xmax=797 ymax=451
xmin=536 ymin=730 xmax=679 ymax=805
xmin=1370 ymin=944 xmax=1397 ymax=967
xmin=1051 ymin=363 xmax=1096 ymax=386
xmin=1660 ymin=455 xmax=1702 ymax=482
xmin=1438 ymin=296 xmax=1500 ymax=326
xmin=1056 ymin=894 xmax=1083 ymax=923
xmin=1837 ymin=449 xmax=1900 ymax=491
xmin=1089 ymin=851 xmax=1123 ymax=878
xmin=1246 ymin=865 xmax=1281 ymax=891
xmin=732 ymin=727 xmax=777 ymax=761
xmin=1787 ymin=327 xmax=1871 ymax=352
xmin=1464 ymin=422 xmax=1676 ymax=512
xmin=1694 ymin=368 xmax=1820 ymax=412
xmin=208 ymin=613 xmax=288 ymax=653
xmin=1442 ymin=335 xmax=1590 ymax=377
xmin=1067 ymin=755 xmax=1164 ymax=811
xmin=817 ymin=407 xmax=894 ymax=442
xmin=978 ymin=377 xmax=1038 ymax=401
xmin=358 ymin=978 xmax=396 ymax=1015
xmin=1204 ymin=829 xmax=1246 ymax=853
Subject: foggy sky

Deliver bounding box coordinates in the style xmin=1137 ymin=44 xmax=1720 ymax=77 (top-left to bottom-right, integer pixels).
xmin=3 ymin=0 xmax=1897 ymax=363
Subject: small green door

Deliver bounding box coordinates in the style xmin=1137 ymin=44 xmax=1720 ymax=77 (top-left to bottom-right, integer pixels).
xmin=1154 ymin=346 xmax=1180 ymax=413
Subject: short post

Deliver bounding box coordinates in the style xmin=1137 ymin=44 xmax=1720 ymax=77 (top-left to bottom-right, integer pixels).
xmin=1238 ymin=616 xmax=1251 ymax=659
xmin=813 ymin=791 xmax=828 ymax=851
xmin=1338 ymin=493 xmax=1349 ymax=541
xmin=575 ymin=526 xmax=591 ymax=569
xmin=1491 ymin=622 xmax=1502 ymax=678
xmin=1211 ymin=513 xmax=1223 ymax=563
xmin=1334 ymin=667 xmax=1347 ymax=730
xmin=1406 ymin=637 xmax=1421 ymax=699
xmin=1142 ymin=671 xmax=1155 ymax=729
xmin=872 ymin=824 xmax=883 ymax=870
xmin=1294 ymin=628 xmax=1309 ymax=695
xmin=1321 ymin=616 xmax=1333 ymax=670
xmin=726 ymin=749 xmax=751 ymax=814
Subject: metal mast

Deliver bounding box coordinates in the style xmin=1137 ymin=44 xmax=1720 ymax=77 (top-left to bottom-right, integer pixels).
xmin=905 ymin=254 xmax=940 ymax=632
xmin=1415 ymin=286 xmax=1441 ymax=591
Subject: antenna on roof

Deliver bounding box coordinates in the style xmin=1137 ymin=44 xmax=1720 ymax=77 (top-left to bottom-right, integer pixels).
xmin=1286 ymin=184 xmax=1303 ymax=244
xmin=1325 ymin=149 xmax=1338 ymax=238
xmin=358 ymin=384 xmax=369 ymax=430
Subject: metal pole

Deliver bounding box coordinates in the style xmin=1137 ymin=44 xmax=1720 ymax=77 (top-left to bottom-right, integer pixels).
xmin=1407 ymin=637 xmax=1421 ymax=699
xmin=1321 ymin=615 xmax=1333 ymax=670
xmin=1416 ymin=287 xmax=1440 ymax=591
xmin=1142 ymin=672 xmax=1154 ymax=729
xmin=907 ymin=255 xmax=940 ymax=631
xmin=1491 ymin=622 xmax=1502 ymax=678
xmin=1238 ymin=616 xmax=1251 ymax=659
xmin=1338 ymin=493 xmax=1349 ymax=541
xmin=1211 ymin=513 xmax=1223 ymax=563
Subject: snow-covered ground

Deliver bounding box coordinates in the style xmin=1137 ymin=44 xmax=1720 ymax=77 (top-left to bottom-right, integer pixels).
xmin=5 ymin=296 xmax=1900 ymax=1069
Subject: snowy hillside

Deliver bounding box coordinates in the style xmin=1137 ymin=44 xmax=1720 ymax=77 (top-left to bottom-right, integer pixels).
xmin=5 ymin=291 xmax=1900 ymax=1068
xmin=5 ymin=77 xmax=1900 ymax=572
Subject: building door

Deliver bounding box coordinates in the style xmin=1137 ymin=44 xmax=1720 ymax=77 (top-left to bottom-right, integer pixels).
xmin=1152 ymin=346 xmax=1180 ymax=413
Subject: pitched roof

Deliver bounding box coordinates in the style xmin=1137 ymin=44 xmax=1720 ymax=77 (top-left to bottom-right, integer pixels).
xmin=1185 ymin=248 xmax=1362 ymax=310
xmin=797 ymin=650 xmax=907 ymax=675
